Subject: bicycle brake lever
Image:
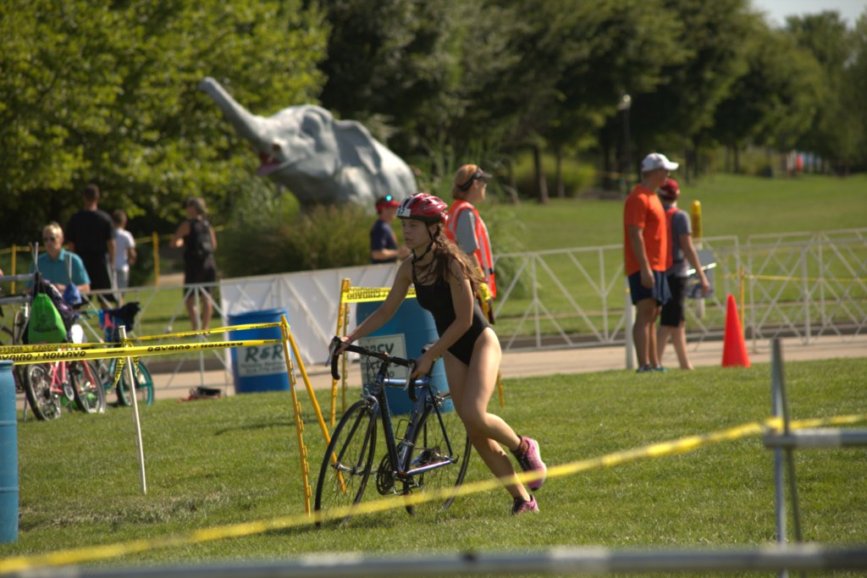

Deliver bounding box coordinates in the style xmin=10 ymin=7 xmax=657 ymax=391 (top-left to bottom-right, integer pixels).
xmin=405 ymin=361 xmax=417 ymax=402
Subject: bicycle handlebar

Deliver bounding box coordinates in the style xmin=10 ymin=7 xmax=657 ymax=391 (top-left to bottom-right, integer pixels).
xmin=329 ymin=336 xmax=414 ymax=381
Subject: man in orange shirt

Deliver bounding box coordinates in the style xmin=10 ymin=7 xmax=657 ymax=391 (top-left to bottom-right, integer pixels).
xmin=624 ymin=153 xmax=676 ymax=372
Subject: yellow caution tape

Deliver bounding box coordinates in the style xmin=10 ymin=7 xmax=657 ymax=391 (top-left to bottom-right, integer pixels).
xmin=131 ymin=321 xmax=282 ymax=343
xmin=343 ymin=286 xmax=416 ymax=303
xmin=728 ymin=273 xmax=865 ymax=283
xmin=0 ymin=338 xmax=282 ymax=365
xmin=1 ymin=412 xmax=863 ymax=574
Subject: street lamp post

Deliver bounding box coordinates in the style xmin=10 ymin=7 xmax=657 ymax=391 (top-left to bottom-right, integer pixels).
xmin=617 ymin=93 xmax=632 ymax=196
xmin=618 ymin=94 xmax=635 ymax=369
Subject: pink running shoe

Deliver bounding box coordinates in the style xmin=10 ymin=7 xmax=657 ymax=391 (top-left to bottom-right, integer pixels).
xmin=511 ymin=495 xmax=539 ymax=515
xmin=513 ymin=436 xmax=547 ymax=491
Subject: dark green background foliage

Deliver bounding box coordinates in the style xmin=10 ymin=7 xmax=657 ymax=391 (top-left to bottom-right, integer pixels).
xmin=2 ymin=1 xmax=866 ymax=275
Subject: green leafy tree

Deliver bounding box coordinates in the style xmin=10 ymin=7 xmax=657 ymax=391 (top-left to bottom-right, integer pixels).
xmin=624 ymin=0 xmax=756 ymax=179
xmin=709 ymin=23 xmax=824 ymax=171
xmin=0 ymin=0 xmax=327 ymax=245
xmin=845 ymin=12 xmax=867 ymax=167
xmin=786 ymin=11 xmax=858 ymax=171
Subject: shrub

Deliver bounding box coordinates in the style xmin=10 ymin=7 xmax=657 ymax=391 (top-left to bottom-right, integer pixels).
xmin=220 ymin=197 xmax=370 ymax=276
xmin=512 ymin=151 xmax=596 ymax=198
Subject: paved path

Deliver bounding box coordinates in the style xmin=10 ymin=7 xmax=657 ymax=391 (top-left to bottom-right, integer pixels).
xmin=14 ymin=334 xmax=864 ymax=409
xmin=149 ymin=334 xmax=867 ymax=401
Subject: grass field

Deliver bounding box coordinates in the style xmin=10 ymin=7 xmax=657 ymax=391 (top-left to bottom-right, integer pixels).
xmin=488 ymin=173 xmax=867 ymax=251
xmin=3 ymin=357 xmax=866 ymax=576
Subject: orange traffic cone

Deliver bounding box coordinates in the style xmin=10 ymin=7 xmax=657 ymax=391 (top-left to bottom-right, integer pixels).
xmin=722 ymin=294 xmax=751 ymax=368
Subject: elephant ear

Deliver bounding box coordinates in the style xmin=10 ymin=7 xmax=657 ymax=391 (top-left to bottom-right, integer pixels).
xmin=332 ymin=119 xmax=382 ymax=176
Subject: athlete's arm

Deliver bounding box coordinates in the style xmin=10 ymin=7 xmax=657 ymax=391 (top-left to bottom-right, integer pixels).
xmin=628 ymin=224 xmax=654 ymax=289
xmin=344 ymin=259 xmax=412 ymax=344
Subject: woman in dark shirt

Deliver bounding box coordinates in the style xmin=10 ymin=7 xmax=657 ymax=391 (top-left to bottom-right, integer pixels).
xmin=338 ymin=193 xmax=546 ymax=515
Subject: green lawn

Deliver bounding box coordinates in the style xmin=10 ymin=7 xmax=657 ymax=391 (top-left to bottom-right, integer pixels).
xmin=2 ymin=357 xmax=865 ymax=576
xmin=486 ymin=173 xmax=867 ymax=252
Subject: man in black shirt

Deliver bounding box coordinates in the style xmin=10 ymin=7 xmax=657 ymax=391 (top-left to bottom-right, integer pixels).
xmin=66 ymin=183 xmax=116 ymax=306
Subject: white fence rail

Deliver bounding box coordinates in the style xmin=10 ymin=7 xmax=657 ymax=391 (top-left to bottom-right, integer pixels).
xmin=10 ymin=229 xmax=861 ymax=373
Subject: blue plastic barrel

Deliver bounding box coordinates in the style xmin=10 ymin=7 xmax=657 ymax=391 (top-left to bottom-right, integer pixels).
xmin=0 ymin=360 xmax=18 ymax=543
xmin=356 ymin=299 xmax=450 ymax=415
xmin=228 ymin=309 xmax=291 ymax=394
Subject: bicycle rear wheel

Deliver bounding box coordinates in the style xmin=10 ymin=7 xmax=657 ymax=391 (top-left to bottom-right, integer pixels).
xmin=70 ymin=360 xmax=106 ymax=414
xmin=114 ymin=359 xmax=155 ymax=406
xmin=404 ymin=392 xmax=471 ymax=515
xmin=22 ymin=363 xmax=62 ymax=421
xmin=314 ymin=399 xmax=377 ymax=525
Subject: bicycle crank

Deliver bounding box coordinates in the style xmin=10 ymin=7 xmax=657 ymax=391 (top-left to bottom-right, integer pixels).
xmin=375 ymin=455 xmax=396 ymax=495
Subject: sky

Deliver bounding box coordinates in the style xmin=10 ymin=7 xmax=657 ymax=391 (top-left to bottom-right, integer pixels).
xmin=752 ymin=0 xmax=866 ymax=27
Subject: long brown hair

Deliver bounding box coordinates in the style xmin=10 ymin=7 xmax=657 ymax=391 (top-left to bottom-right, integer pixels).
xmin=413 ymin=222 xmax=484 ymax=292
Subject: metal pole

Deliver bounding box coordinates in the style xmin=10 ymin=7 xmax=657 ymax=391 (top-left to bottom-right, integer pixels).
xmin=35 ymin=545 xmax=867 ymax=578
xmin=119 ymin=325 xmax=148 ymax=495
xmin=624 ymin=279 xmax=634 ymax=370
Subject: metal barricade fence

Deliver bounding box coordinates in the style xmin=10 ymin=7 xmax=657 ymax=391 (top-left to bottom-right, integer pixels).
xmin=7 ymin=228 xmax=861 ymax=385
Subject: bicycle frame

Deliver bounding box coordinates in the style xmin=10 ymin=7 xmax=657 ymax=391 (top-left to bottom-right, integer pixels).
xmin=332 ymin=340 xmax=458 ymax=484
xmin=47 ymin=361 xmax=75 ymax=402
xmin=375 ymin=373 xmax=459 ymax=482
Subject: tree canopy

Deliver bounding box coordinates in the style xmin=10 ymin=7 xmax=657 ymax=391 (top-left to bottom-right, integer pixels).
xmin=0 ymin=0 xmax=865 ymax=245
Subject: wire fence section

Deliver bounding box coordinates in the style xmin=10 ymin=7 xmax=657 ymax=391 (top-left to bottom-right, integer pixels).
xmin=492 ymin=228 xmax=867 ymax=352
xmin=4 ymin=229 xmax=863 ymax=362
xmin=746 ymin=228 xmax=867 ymax=347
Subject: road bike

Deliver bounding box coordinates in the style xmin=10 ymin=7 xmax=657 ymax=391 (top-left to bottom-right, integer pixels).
xmin=315 ymin=338 xmax=471 ymax=524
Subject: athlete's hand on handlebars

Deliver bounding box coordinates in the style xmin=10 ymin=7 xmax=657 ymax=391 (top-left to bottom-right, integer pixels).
xmin=411 ymin=350 xmax=435 ymax=379
xmin=328 ymin=336 xmax=351 ymax=380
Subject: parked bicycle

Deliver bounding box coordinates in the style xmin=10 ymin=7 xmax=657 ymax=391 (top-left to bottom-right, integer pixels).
xmin=97 ymin=302 xmax=154 ymax=407
xmin=1 ymin=272 xmax=106 ymax=420
xmin=22 ymin=356 xmax=105 ymax=420
xmin=0 ymin=273 xmax=35 ymax=396
xmin=316 ymin=338 xmax=471 ymax=524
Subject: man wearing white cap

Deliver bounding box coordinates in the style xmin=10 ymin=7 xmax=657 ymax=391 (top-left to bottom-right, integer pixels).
xmin=623 ymin=152 xmax=676 ymax=372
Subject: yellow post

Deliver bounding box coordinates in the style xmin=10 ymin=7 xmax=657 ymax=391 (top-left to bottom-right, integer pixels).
xmin=690 ymin=200 xmax=702 ymax=241
xmin=282 ymin=316 xmax=331 ymax=447
xmin=151 ymin=232 xmax=160 ymax=285
xmin=279 ymin=316 xmax=313 ymax=515
xmin=331 ymin=278 xmax=351 ymax=427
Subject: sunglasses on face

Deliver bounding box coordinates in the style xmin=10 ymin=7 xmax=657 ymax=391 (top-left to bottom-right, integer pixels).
xmin=43 ymin=236 xmax=57 ymax=242
xmin=457 ymin=170 xmax=487 ymax=192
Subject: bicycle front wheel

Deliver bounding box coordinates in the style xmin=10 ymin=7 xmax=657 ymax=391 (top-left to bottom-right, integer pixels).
xmin=70 ymin=361 xmax=107 ymax=414
xmin=22 ymin=363 xmax=62 ymax=421
xmin=115 ymin=360 xmax=155 ymax=406
xmin=314 ymin=399 xmax=377 ymax=525
xmin=404 ymin=392 xmax=471 ymax=515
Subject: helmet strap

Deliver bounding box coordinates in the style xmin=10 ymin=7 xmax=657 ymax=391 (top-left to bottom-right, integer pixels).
xmin=411 ymin=242 xmax=433 ymax=264
xmin=411 ymin=222 xmax=440 ymax=263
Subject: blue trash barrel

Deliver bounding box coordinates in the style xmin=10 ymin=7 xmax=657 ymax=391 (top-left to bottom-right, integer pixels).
xmin=356 ymin=299 xmax=450 ymax=415
xmin=0 ymin=360 xmax=18 ymax=543
xmin=228 ymin=309 xmax=291 ymax=394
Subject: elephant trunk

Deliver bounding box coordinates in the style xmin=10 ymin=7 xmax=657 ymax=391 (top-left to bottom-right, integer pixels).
xmin=199 ymin=77 xmax=269 ymax=150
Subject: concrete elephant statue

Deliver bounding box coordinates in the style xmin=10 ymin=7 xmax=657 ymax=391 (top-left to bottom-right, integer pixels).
xmin=199 ymin=77 xmax=417 ymax=207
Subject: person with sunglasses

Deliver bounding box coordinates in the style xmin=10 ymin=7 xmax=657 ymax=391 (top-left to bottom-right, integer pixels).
xmin=338 ymin=193 xmax=546 ymax=515
xmin=446 ymin=164 xmax=497 ymax=321
xmin=31 ymin=222 xmax=91 ymax=294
